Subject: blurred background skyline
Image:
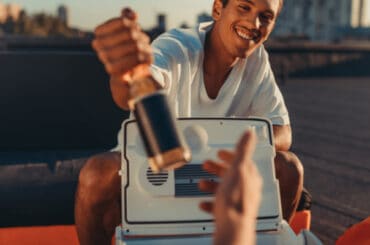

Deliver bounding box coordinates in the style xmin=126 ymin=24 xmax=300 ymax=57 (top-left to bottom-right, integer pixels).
xmin=1 ymin=0 xmax=370 ymax=42
xmin=1 ymin=0 xmax=214 ymax=30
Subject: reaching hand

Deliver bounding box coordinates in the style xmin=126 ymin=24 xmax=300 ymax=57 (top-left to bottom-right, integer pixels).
xmin=199 ymin=130 xmax=263 ymax=245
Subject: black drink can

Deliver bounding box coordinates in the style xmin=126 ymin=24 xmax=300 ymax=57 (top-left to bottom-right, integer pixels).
xmin=134 ymin=92 xmax=191 ymax=172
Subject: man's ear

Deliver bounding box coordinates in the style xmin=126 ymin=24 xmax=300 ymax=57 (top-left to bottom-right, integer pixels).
xmin=212 ymin=0 xmax=223 ymax=21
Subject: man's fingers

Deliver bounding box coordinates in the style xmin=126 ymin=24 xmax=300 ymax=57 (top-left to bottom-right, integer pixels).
xmin=121 ymin=7 xmax=137 ymax=21
xmin=95 ymin=8 xmax=138 ymax=37
xmin=94 ymin=27 xmax=139 ymax=49
xmin=198 ymin=179 xmax=219 ymax=193
xmin=95 ymin=18 xmax=126 ymax=36
xmin=202 ymin=160 xmax=228 ymax=177
xmin=95 ymin=24 xmax=149 ymax=50
xmin=217 ymin=149 xmax=234 ymax=163
xmin=199 ymin=201 xmax=214 ymax=214
xmin=104 ymin=52 xmax=152 ymax=76
xmin=95 ymin=41 xmax=152 ymax=64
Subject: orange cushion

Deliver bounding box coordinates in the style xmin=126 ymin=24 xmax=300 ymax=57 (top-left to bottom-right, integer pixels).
xmin=336 ymin=216 xmax=370 ymax=245
xmin=290 ymin=210 xmax=311 ymax=235
xmin=0 ymin=225 xmax=79 ymax=245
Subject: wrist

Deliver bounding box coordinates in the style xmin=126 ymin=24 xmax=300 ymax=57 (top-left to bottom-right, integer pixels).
xmin=214 ymin=216 xmax=257 ymax=245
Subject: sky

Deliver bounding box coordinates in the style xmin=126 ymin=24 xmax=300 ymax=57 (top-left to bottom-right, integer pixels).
xmin=2 ymin=0 xmax=214 ymax=31
xmin=2 ymin=0 xmax=370 ymax=31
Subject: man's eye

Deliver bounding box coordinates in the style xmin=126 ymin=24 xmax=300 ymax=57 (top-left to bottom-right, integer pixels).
xmin=260 ymin=14 xmax=272 ymax=23
xmin=239 ymin=5 xmax=251 ymax=11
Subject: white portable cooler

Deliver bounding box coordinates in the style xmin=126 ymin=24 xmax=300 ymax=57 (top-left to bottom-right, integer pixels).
xmin=116 ymin=118 xmax=321 ymax=245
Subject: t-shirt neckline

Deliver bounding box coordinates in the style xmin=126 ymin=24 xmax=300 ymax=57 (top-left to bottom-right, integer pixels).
xmin=197 ymin=22 xmax=247 ymax=102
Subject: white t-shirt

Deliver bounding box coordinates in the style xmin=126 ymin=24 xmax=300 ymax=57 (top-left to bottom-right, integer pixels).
xmin=114 ymin=22 xmax=289 ymax=150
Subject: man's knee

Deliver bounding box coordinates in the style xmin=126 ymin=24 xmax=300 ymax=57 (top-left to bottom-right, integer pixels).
xmin=77 ymin=152 xmax=121 ymax=203
xmin=275 ymin=151 xmax=304 ymax=186
xmin=275 ymin=151 xmax=304 ymax=221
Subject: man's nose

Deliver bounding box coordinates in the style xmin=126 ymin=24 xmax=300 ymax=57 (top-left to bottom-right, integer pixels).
xmin=246 ymin=14 xmax=261 ymax=30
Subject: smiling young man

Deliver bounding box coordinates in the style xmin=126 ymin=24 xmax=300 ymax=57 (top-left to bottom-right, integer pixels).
xmin=75 ymin=0 xmax=304 ymax=244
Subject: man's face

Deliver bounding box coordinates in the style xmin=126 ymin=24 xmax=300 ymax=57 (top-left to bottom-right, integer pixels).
xmin=212 ymin=0 xmax=279 ymax=58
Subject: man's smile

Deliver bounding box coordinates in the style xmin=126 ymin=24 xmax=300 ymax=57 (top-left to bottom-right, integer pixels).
xmin=234 ymin=25 xmax=260 ymax=43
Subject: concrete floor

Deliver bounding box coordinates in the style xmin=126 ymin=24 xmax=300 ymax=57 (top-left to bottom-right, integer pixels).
xmin=280 ymin=77 xmax=370 ymax=244
xmin=1 ymin=76 xmax=369 ymax=244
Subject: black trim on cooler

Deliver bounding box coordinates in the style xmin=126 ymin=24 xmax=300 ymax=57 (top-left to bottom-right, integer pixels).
xmin=122 ymin=117 xmax=275 ymax=225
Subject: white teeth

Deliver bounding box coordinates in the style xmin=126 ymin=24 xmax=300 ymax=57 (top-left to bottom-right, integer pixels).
xmin=238 ymin=32 xmax=251 ymax=39
xmin=236 ymin=28 xmax=253 ymax=40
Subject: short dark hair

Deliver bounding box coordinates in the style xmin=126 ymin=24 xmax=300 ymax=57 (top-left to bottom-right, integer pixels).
xmin=220 ymin=0 xmax=284 ymax=15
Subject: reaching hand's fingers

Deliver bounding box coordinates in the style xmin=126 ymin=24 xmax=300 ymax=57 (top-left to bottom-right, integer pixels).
xmin=217 ymin=130 xmax=258 ymax=214
xmin=198 ymin=179 xmax=219 ymax=193
xmin=233 ymin=130 xmax=262 ymax=214
xmin=199 ymin=201 xmax=214 ymax=214
xmin=248 ymin=161 xmax=262 ymax=190
xmin=242 ymin=130 xmax=257 ymax=161
xmin=202 ymin=160 xmax=228 ymax=177
xmin=234 ymin=130 xmax=257 ymax=168
xmin=217 ymin=149 xmax=234 ymax=164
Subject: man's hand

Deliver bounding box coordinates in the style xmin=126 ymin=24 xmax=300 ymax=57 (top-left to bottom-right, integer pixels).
xmin=92 ymin=8 xmax=153 ymax=110
xmin=199 ymin=131 xmax=263 ymax=245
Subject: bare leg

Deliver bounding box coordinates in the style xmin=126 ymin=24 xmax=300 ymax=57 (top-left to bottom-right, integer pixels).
xmin=75 ymin=152 xmax=121 ymax=245
xmin=274 ymin=151 xmax=304 ymax=223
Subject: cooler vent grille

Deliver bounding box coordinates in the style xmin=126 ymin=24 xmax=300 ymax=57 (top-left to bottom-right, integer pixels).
xmin=175 ymin=164 xmax=217 ymax=196
xmin=146 ymin=167 xmax=168 ymax=186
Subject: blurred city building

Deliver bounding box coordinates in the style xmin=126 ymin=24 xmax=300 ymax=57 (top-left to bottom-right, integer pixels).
xmin=57 ymin=5 xmax=69 ymax=26
xmin=0 ymin=3 xmax=91 ymax=39
xmin=0 ymin=2 xmax=21 ymax=23
xmin=351 ymin=0 xmax=369 ymax=27
xmin=157 ymin=14 xmax=166 ymax=33
xmin=0 ymin=4 xmax=4 ymax=23
xmin=273 ymin=0 xmax=370 ymax=41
